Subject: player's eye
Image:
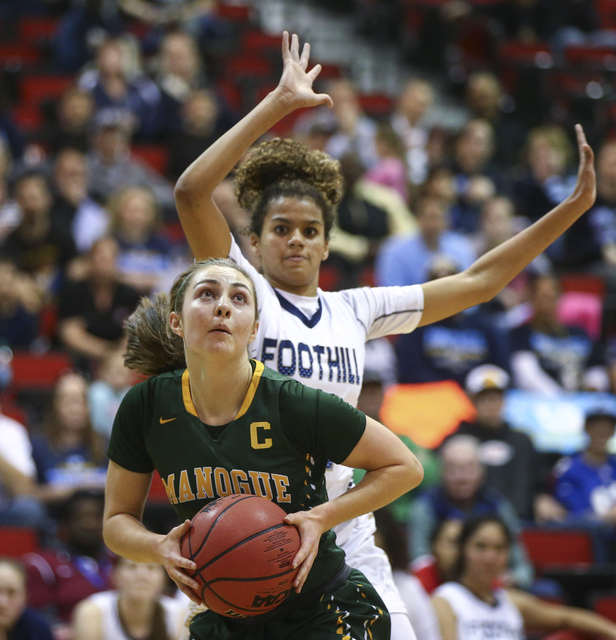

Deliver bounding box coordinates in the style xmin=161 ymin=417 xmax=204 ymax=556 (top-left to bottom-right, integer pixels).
xmin=274 ymin=225 xmax=287 ymax=234
xmin=304 ymin=227 xmax=317 ymax=237
xmin=233 ymin=293 xmax=247 ymax=303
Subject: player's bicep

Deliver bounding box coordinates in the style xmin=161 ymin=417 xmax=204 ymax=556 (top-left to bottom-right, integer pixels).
xmin=432 ymin=595 xmax=459 ymax=640
xmin=175 ymin=190 xmax=232 ymax=261
xmin=104 ymin=460 xmax=152 ymax=523
xmin=420 ymin=271 xmax=486 ymax=326
xmin=340 ymin=417 xmax=418 ymax=473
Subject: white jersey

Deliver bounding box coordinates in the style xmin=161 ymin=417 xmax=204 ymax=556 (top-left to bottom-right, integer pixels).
xmin=228 ymin=238 xmax=423 ymax=619
xmin=433 ymin=582 xmax=525 ymax=640
xmin=85 ymin=591 xmax=186 ymax=640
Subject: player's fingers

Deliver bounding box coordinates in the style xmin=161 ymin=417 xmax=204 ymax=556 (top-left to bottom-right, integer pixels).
xmin=281 ymin=31 xmax=289 ymax=59
xmin=299 ymin=42 xmax=310 ymax=69
xmin=172 ymin=567 xmax=201 ymax=591
xmin=174 ymin=554 xmax=197 ymax=571
xmin=290 ymin=33 xmax=300 ymax=59
xmin=293 ymin=548 xmax=317 ymax=592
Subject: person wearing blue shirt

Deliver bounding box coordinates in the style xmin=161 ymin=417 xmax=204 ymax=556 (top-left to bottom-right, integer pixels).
xmin=554 ymin=408 xmax=616 ymax=561
xmin=375 ymin=194 xmax=476 ymax=287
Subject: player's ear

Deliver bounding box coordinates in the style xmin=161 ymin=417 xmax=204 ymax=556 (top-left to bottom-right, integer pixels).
xmin=169 ymin=311 xmax=184 ymax=338
xmin=250 ymin=233 xmax=261 ymax=258
xmin=321 ymin=239 xmax=329 ymax=262
xmin=248 ymin=320 xmax=259 ymax=344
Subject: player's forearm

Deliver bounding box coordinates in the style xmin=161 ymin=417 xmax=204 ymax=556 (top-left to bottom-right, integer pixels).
xmin=174 ymin=89 xmax=295 ymax=208
xmin=103 ymin=513 xmax=165 ymax=564
xmin=313 ymin=460 xmax=423 ymax=532
xmin=561 ymin=606 xmax=616 ymax=638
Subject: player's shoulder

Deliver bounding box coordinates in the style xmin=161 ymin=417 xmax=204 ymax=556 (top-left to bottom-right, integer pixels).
xmin=120 ymin=369 xmax=184 ymax=408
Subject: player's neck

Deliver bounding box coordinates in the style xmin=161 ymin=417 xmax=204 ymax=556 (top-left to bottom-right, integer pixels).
xmin=186 ymin=355 xmax=254 ymax=426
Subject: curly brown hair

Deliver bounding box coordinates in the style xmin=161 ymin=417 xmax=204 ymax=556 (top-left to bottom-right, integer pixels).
xmin=234 ymin=138 xmax=343 ymax=239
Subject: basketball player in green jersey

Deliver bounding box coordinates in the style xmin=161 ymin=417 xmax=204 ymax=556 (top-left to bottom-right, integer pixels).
xmin=103 ymin=258 xmax=424 ymax=640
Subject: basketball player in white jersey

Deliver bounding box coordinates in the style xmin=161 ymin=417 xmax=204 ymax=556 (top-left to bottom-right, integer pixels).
xmin=174 ymin=31 xmax=597 ymax=640
xmin=432 ymin=516 xmax=616 ymax=640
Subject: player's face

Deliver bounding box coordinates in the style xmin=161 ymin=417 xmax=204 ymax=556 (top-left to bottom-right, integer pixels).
xmin=113 ymin=558 xmax=167 ymax=603
xmin=462 ymin=522 xmax=510 ymax=586
xmin=251 ymin=196 xmax=329 ymax=296
xmin=172 ymin=265 xmax=258 ymax=358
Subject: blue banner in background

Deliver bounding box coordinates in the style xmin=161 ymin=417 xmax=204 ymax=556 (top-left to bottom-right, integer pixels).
xmin=503 ymin=391 xmax=616 ymax=454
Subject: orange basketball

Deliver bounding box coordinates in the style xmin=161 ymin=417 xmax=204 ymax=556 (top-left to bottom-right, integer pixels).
xmin=180 ymin=494 xmax=301 ymax=618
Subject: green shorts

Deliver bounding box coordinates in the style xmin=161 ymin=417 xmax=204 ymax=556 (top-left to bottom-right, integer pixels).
xmin=189 ymin=567 xmax=391 ymax=640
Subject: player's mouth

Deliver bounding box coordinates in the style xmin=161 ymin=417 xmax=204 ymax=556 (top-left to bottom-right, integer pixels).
xmin=211 ymin=325 xmax=231 ymax=334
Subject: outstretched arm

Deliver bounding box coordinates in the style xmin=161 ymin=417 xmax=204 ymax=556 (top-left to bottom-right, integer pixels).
xmin=419 ymin=125 xmax=596 ymax=327
xmin=174 ymin=32 xmax=333 ymax=260
xmin=510 ymin=589 xmax=616 ymax=639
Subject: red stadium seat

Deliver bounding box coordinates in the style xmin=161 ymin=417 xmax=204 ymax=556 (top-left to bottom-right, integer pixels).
xmin=215 ymin=2 xmax=252 ymax=23
xmin=521 ymin=528 xmax=593 ymax=574
xmin=0 ymin=43 xmax=42 ymax=67
xmin=0 ymin=527 xmax=39 ymax=557
xmin=148 ymin=471 xmax=170 ymax=504
xmin=132 ymin=144 xmax=169 ymax=176
xmin=359 ymin=93 xmax=394 ymax=117
xmin=19 ymin=16 xmax=59 ymax=44
xmin=10 ymin=351 xmax=74 ymax=392
xmin=241 ymin=30 xmax=281 ymax=55
xmin=20 ymin=75 xmax=73 ymax=105
xmin=591 ymin=592 xmax=616 ymax=623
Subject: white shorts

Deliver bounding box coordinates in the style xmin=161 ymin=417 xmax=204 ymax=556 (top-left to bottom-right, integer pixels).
xmin=339 ymin=512 xmax=408 ymax=616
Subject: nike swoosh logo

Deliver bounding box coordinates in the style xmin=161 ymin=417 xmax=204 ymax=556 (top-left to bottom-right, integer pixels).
xmin=159 ymin=417 xmax=177 ymax=424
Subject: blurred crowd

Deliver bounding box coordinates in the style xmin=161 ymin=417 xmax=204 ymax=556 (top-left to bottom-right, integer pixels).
xmin=1 ymin=0 xmax=616 ymax=637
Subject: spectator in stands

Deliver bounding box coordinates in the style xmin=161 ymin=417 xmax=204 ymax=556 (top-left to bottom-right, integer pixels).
xmin=373 ymin=507 xmax=441 ymax=640
xmin=118 ymin=0 xmax=215 ymax=34
xmin=324 ymin=78 xmax=379 ymax=170
xmin=45 ymin=88 xmax=95 ymax=156
xmin=509 ymin=273 xmax=609 ymax=393
xmin=553 ymin=407 xmax=616 ymax=562
xmin=384 ymin=257 xmax=511 ymax=386
xmin=364 ymin=122 xmax=410 ymax=203
xmin=86 ymin=108 xmax=175 ymax=216
xmin=107 ymin=185 xmax=172 ymax=295
xmin=449 ymin=119 xmax=505 ymax=235
xmin=408 ymin=435 xmax=534 ymax=588
xmin=53 ymin=0 xmax=125 ymax=73
xmin=24 ymin=489 xmax=113 ymax=631
xmin=586 ymin=140 xmax=616 ymax=270
xmin=376 ymin=193 xmax=476 ymax=287
xmin=432 ymin=515 xmax=616 ymax=640
xmin=56 ymin=236 xmax=141 ymax=364
xmin=78 ymin=37 xmax=162 ymax=141
xmin=0 ymin=136 xmax=19 ymax=243
xmin=0 ymin=402 xmax=46 ymax=529
xmin=411 ymin=518 xmax=463 ymax=595
xmin=390 ymin=78 xmax=435 ymax=186
xmin=156 ymin=32 xmax=208 ymax=136
xmin=88 ymin=348 xmax=132 ymax=442
xmin=51 ymin=148 xmax=108 ymax=254
xmin=512 ymin=126 xmax=577 ymax=261
xmin=72 ymin=556 xmax=187 ymax=640
xmin=31 ymin=372 xmax=107 ymax=507
xmin=450 ymin=364 xmax=566 ymax=523
xmin=328 ymin=151 xmax=416 ymax=288
xmin=166 ymin=89 xmax=229 ymax=182
xmin=464 ymin=71 xmax=527 ymax=169
xmin=0 ymin=256 xmax=42 ymax=349
xmin=1 ymin=170 xmax=78 ymax=297
xmin=0 ymin=558 xmax=54 ymax=640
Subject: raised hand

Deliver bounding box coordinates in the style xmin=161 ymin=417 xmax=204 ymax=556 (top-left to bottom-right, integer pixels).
xmin=571 ymin=123 xmax=596 ymax=211
xmin=276 ymin=31 xmax=333 ymax=111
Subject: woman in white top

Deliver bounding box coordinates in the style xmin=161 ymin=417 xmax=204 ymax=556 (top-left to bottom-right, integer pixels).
xmin=174 ymin=31 xmax=597 ymax=640
xmin=72 ymin=556 xmax=187 ymax=640
xmin=432 ymin=515 xmax=616 ymax=640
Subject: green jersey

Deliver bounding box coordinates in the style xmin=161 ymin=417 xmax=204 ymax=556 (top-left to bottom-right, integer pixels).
xmin=108 ymin=360 xmax=367 ymax=596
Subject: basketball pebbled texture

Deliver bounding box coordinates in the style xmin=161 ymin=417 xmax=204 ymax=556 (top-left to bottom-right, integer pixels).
xmin=180 ymin=494 xmax=301 ymax=618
